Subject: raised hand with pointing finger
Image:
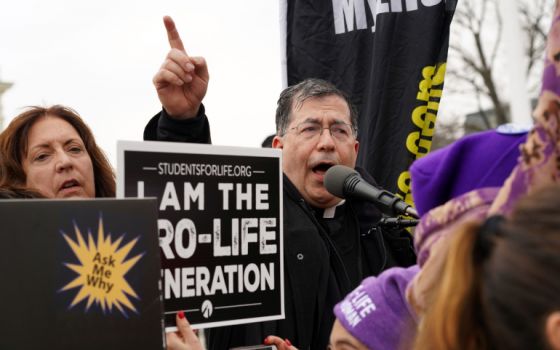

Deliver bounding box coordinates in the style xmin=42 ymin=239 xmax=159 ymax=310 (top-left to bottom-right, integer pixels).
xmin=153 ymin=16 xmax=209 ymax=119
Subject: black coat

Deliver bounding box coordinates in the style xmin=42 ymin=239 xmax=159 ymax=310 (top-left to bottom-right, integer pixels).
xmin=144 ymin=109 xmax=415 ymax=349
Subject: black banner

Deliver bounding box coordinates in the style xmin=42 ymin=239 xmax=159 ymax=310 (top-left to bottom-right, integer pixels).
xmin=284 ymin=0 xmax=457 ymax=205
xmin=118 ymin=141 xmax=283 ymax=329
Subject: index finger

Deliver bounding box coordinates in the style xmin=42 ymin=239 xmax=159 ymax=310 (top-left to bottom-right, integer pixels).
xmin=176 ymin=312 xmax=200 ymax=344
xmin=164 ymin=15 xmax=186 ymax=53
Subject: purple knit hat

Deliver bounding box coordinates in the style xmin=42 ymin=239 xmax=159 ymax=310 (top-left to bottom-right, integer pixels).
xmin=333 ymin=266 xmax=419 ymax=350
xmin=410 ymin=128 xmax=527 ymax=217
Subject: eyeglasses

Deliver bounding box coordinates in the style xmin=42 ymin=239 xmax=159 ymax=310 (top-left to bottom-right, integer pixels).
xmin=286 ymin=121 xmax=357 ymax=141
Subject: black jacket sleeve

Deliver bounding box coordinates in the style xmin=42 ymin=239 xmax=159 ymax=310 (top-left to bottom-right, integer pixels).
xmin=143 ymin=105 xmax=211 ymax=144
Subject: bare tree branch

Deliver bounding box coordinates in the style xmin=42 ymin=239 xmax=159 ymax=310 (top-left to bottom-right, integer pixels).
xmin=519 ymin=0 xmax=551 ymax=78
xmin=489 ymin=0 xmax=502 ymax=68
xmin=445 ymin=0 xmax=554 ymax=132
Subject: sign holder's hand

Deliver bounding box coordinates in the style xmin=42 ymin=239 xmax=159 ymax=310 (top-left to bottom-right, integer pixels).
xmin=264 ymin=336 xmax=298 ymax=350
xmin=166 ymin=311 xmax=204 ymax=350
xmin=153 ymin=16 xmax=209 ymax=119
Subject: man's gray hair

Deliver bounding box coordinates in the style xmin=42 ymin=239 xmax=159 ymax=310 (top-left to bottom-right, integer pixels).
xmin=275 ymin=78 xmax=358 ymax=136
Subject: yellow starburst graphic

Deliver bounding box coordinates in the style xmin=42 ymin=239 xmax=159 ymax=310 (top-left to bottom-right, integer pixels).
xmin=60 ymin=216 xmax=144 ymax=317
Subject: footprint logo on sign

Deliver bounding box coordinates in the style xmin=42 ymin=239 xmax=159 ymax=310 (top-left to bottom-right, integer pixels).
xmin=201 ymin=300 xmax=213 ymax=319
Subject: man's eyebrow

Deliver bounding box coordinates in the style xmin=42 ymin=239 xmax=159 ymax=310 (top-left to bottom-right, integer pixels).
xmin=301 ymin=117 xmax=348 ymax=124
xmin=331 ymin=119 xmax=348 ymax=124
xmin=302 ymin=117 xmax=321 ymax=123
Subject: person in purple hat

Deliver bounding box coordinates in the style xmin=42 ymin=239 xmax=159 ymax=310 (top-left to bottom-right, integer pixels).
xmin=330 ymin=265 xmax=419 ymax=350
xmin=263 ymin=265 xmax=419 ymax=350
xmin=409 ymin=127 xmax=527 ymax=218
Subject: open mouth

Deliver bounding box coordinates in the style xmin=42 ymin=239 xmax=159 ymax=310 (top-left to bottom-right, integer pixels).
xmin=60 ymin=179 xmax=79 ymax=190
xmin=312 ymin=162 xmax=335 ymax=175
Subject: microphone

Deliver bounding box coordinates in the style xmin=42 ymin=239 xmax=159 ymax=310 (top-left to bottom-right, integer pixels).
xmin=324 ymin=165 xmax=419 ymax=218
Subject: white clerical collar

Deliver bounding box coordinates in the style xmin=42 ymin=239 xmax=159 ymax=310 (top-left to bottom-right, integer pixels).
xmin=323 ymin=199 xmax=346 ymax=218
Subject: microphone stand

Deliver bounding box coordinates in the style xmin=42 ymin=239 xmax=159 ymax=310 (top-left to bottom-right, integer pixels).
xmin=363 ymin=216 xmax=419 ymax=239
xmin=362 ymin=216 xmax=419 ymax=268
xmin=376 ymin=217 xmax=419 ymax=228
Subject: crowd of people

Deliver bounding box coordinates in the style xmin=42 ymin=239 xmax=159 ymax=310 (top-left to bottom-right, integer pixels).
xmin=1 ymin=8 xmax=560 ymax=350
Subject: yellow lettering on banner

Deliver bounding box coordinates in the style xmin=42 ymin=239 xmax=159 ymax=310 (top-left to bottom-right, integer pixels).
xmin=397 ymin=62 xmax=448 ymax=213
xmin=408 ymin=62 xmax=447 ymax=160
xmin=411 ymin=106 xmax=436 ymax=137
xmin=406 ymin=131 xmax=432 ymax=158
xmin=411 ymin=63 xmax=446 ymax=152
xmin=417 ymin=64 xmax=446 ymax=102
xmin=397 ymin=171 xmax=413 ymax=204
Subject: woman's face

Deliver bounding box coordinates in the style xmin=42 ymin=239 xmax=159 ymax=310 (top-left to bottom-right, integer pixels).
xmin=22 ymin=115 xmax=95 ymax=198
xmin=329 ymin=319 xmax=369 ymax=350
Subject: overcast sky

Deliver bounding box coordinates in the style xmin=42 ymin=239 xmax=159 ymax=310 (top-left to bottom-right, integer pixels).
xmin=0 ymin=0 xmax=283 ymax=165
xmin=1 ymin=0 xmax=543 ymax=169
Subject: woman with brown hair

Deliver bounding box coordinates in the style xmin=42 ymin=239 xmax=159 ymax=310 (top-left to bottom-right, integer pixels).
xmin=413 ymin=185 xmax=560 ymax=350
xmin=0 ymin=105 xmax=115 ymax=198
